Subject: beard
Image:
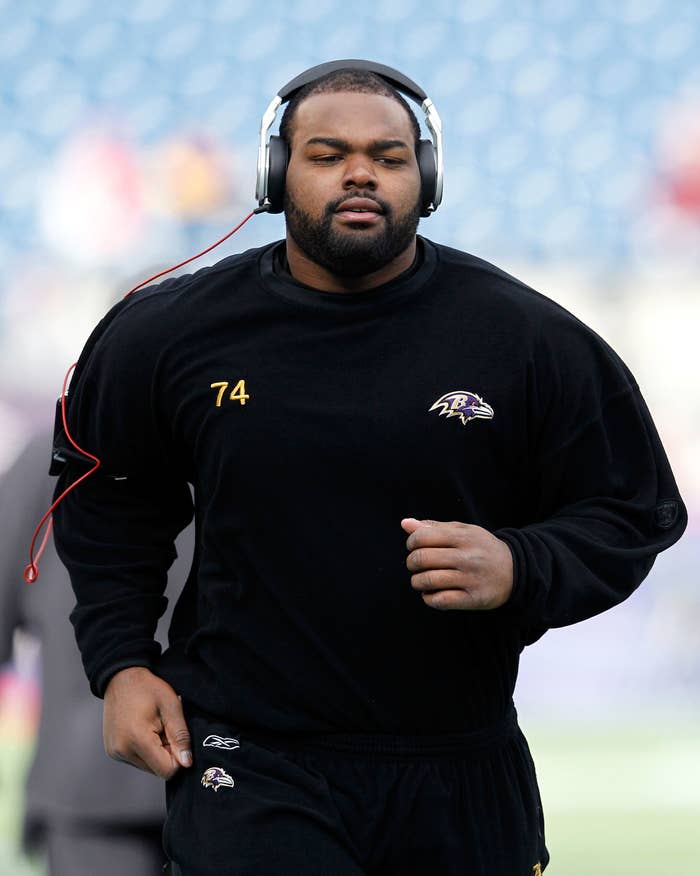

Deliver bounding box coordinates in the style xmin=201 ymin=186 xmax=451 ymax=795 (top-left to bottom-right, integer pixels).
xmin=284 ymin=189 xmax=421 ymax=278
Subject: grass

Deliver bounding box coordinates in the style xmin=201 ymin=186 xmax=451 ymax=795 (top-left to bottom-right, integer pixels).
xmin=545 ymin=812 xmax=699 ymax=875
xmin=0 ymin=737 xmax=42 ymax=876
xmin=526 ymin=720 xmax=700 ymax=875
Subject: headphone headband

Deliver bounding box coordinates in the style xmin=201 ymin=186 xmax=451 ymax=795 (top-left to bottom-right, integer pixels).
xmin=277 ymin=59 xmax=428 ymax=103
xmin=255 ymin=59 xmax=443 ymax=216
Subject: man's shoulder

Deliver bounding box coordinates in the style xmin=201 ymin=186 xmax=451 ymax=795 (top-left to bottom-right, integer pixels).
xmin=430 ymin=239 xmax=530 ymax=287
xmin=430 ymin=239 xmax=546 ymax=301
xmin=98 ymin=242 xmax=272 ymax=337
xmin=428 ymin=238 xmax=593 ymax=330
xmin=121 ymin=242 xmax=273 ymax=317
xmin=75 ymin=242 xmax=275 ymax=378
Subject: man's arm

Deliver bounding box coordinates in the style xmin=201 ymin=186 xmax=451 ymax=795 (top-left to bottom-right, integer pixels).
xmin=54 ymin=453 xmax=194 ymax=778
xmin=53 ymin=297 xmax=195 ymax=777
xmin=53 ymin=445 xmax=193 ymax=698
xmin=402 ymin=326 xmax=686 ymax=642
xmin=493 ymin=384 xmax=686 ymax=642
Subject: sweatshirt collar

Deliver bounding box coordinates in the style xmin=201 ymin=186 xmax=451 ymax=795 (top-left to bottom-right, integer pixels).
xmin=258 ymin=236 xmax=437 ymax=313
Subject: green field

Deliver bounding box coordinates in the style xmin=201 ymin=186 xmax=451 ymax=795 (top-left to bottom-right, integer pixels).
xmin=526 ymin=720 xmax=700 ymax=875
xmin=0 ymin=737 xmax=41 ymax=876
xmin=2 ymin=721 xmax=699 ymax=875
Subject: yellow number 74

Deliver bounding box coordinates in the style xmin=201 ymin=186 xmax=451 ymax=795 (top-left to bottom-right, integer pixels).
xmin=210 ymin=379 xmax=250 ymax=407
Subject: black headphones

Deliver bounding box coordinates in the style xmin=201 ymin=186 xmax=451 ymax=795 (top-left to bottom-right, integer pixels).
xmin=255 ymin=59 xmax=444 ymax=218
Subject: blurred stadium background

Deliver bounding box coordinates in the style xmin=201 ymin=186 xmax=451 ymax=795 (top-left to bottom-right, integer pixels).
xmin=1 ymin=0 xmax=699 ymax=873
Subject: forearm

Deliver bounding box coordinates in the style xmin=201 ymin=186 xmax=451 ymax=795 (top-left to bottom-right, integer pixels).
xmin=53 ymin=468 xmax=193 ymax=696
xmin=496 ymin=499 xmax=685 ymax=642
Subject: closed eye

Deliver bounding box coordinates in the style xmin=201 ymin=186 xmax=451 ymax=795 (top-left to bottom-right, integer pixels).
xmin=310 ymin=155 xmax=405 ymax=165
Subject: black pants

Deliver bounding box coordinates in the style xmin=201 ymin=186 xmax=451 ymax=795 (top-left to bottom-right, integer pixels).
xmin=163 ymin=707 xmax=548 ymax=875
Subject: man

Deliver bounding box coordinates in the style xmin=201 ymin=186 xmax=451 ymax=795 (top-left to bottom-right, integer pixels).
xmin=53 ymin=64 xmax=687 ymax=876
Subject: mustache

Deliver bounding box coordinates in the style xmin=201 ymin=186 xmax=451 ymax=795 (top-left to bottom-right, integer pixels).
xmin=324 ymin=192 xmax=391 ymax=217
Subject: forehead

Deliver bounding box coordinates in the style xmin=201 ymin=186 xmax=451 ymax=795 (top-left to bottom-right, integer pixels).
xmin=291 ymin=91 xmax=415 ymax=146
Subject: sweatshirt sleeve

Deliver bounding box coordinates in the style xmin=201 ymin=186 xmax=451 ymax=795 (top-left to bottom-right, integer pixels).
xmin=52 ymin=298 xmax=194 ymax=697
xmin=495 ymin=310 xmax=687 ymax=645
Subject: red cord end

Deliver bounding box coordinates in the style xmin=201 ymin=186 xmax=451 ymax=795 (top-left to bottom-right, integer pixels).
xmin=23 ymin=563 xmax=38 ymax=584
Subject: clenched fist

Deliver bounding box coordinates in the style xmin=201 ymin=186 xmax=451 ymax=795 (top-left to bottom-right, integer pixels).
xmin=401 ymin=518 xmax=513 ymax=611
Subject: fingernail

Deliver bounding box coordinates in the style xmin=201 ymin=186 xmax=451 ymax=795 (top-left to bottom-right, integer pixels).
xmin=180 ymin=750 xmax=192 ymax=767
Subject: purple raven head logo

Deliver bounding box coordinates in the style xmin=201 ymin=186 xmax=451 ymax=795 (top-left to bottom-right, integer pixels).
xmin=201 ymin=767 xmax=235 ymax=792
xmin=429 ymin=390 xmax=494 ymax=426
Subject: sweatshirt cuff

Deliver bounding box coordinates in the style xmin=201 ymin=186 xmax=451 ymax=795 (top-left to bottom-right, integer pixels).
xmin=92 ymin=658 xmax=155 ymax=699
xmin=494 ymin=529 xmax=527 ymax=615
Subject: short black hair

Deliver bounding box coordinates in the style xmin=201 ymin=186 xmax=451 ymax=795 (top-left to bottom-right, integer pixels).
xmin=278 ymin=68 xmax=421 ymax=151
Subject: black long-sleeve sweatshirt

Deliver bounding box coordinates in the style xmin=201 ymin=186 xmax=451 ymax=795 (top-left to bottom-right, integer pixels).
xmin=52 ymin=237 xmax=686 ymax=734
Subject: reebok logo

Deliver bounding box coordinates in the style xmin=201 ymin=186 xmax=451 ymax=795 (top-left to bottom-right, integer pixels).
xmin=203 ymin=735 xmax=240 ymax=750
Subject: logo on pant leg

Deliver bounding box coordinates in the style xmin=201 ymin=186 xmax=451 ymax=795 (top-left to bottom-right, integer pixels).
xmin=201 ymin=767 xmax=235 ymax=792
xmin=203 ymin=734 xmax=240 ymax=750
xmin=533 ymin=864 xmax=542 ymax=876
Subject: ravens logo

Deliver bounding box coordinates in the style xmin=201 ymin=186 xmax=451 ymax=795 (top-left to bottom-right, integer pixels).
xmin=201 ymin=766 xmax=235 ymax=792
xmin=429 ymin=390 xmax=494 ymax=426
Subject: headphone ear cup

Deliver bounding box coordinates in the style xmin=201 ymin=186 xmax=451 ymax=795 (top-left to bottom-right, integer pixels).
xmin=266 ymin=135 xmax=289 ymax=214
xmin=417 ymin=139 xmax=437 ymax=218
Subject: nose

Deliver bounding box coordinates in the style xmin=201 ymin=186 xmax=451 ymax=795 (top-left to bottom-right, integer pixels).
xmin=342 ymin=153 xmax=377 ymax=190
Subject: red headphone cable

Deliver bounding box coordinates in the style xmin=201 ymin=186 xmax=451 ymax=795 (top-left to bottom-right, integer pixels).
xmin=24 ymin=206 xmax=263 ymax=583
xmin=24 ymin=362 xmax=99 ymax=583
xmin=123 ymin=207 xmax=263 ymax=298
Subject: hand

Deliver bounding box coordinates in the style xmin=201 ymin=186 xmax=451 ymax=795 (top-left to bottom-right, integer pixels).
xmin=401 ymin=518 xmax=514 ymax=611
xmin=103 ymin=666 xmax=192 ymax=780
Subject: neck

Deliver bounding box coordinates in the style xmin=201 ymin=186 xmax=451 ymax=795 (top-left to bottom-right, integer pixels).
xmin=285 ymin=234 xmax=417 ymax=293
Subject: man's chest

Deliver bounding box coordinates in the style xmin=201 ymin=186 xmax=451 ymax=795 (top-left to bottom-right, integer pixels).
xmin=160 ymin=310 xmax=534 ymax=518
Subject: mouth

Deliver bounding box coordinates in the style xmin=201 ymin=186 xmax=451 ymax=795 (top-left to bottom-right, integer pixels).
xmin=334 ymin=197 xmax=385 ymax=225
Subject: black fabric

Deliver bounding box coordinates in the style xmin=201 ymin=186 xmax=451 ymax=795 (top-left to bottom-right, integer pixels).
xmin=163 ymin=710 xmax=548 ymax=875
xmin=52 ymin=236 xmax=687 ymax=736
